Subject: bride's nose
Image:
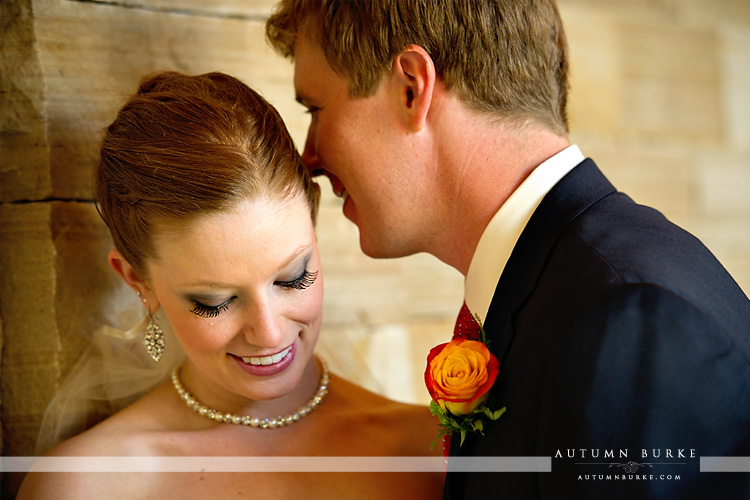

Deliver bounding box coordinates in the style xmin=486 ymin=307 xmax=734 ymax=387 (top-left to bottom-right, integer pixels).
xmin=240 ymin=296 xmax=286 ymax=348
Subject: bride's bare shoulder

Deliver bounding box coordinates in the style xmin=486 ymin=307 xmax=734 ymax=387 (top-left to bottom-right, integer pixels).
xmin=17 ymin=385 xmax=180 ymax=499
xmin=332 ymin=374 xmax=434 ymax=417
xmin=327 ymin=374 xmax=440 ymax=456
xmin=51 ymin=382 xmax=179 ymax=456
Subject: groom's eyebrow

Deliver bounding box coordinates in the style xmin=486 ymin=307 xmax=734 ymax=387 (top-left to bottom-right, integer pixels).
xmin=294 ymin=92 xmax=313 ymax=107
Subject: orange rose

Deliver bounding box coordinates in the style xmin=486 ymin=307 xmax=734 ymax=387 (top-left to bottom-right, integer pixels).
xmin=424 ymin=338 xmax=500 ymax=416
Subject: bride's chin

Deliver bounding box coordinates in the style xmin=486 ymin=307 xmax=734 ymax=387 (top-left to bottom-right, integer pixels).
xmin=240 ymin=353 xmax=318 ymax=403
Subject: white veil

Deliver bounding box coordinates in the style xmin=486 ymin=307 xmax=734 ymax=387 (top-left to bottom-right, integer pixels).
xmin=35 ymin=308 xmax=185 ymax=455
xmin=34 ymin=304 xmax=379 ymax=456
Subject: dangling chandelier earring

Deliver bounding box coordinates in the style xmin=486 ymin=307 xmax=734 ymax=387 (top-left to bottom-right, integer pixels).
xmin=137 ymin=290 xmax=165 ymax=362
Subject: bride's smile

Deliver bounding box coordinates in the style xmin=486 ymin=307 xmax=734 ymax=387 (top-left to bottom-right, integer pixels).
xmin=144 ymin=195 xmax=323 ymax=414
xmin=235 ymin=343 xmax=294 ymax=365
xmin=231 ymin=342 xmax=296 ymax=376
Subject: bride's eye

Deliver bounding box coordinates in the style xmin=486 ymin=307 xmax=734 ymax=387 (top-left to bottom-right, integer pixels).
xmin=190 ymin=298 xmax=234 ymax=318
xmin=276 ymin=270 xmax=319 ymax=290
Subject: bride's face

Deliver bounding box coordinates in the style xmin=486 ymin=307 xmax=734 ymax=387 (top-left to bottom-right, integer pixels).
xmin=146 ymin=194 xmax=323 ymax=404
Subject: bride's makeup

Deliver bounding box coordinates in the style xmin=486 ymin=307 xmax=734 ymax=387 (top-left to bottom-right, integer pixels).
xmin=185 ymin=256 xmax=319 ymax=319
xmin=189 ymin=298 xmax=234 ymax=318
xmin=146 ymin=196 xmax=323 ymax=406
xmin=231 ymin=342 xmax=297 ymax=376
xmin=275 ymin=268 xmax=318 ymax=290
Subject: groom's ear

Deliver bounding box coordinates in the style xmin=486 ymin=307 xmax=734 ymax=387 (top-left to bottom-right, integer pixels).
xmin=389 ymin=44 xmax=436 ymax=132
xmin=108 ymin=249 xmax=159 ymax=309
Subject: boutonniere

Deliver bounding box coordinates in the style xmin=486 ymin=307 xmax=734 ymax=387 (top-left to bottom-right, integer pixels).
xmin=424 ymin=319 xmax=506 ymax=447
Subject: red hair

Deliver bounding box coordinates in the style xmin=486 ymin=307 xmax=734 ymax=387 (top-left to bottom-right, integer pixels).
xmin=95 ymin=71 xmax=318 ymax=276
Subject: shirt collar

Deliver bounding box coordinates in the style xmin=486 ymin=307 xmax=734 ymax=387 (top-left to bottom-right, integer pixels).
xmin=465 ymin=145 xmax=585 ymax=322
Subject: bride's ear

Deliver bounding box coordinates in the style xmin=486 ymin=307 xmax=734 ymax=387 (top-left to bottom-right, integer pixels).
xmin=108 ymin=249 xmax=158 ymax=309
xmin=108 ymin=249 xmax=145 ymax=288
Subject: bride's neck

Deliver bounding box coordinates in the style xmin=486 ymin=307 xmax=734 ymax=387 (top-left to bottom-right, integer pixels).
xmin=177 ymin=357 xmax=323 ymax=422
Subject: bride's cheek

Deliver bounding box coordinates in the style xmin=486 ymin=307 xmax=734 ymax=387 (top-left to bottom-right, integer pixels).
xmin=300 ymin=289 xmax=324 ymax=327
xmin=178 ymin=317 xmax=231 ymax=352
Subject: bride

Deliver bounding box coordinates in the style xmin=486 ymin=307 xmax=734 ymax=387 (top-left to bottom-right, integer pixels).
xmin=18 ymin=71 xmax=443 ymax=499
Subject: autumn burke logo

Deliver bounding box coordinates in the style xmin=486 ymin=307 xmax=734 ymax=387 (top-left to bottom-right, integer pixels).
xmin=556 ymin=449 xmax=694 ymax=474
xmin=555 ymin=449 xmax=696 ymax=460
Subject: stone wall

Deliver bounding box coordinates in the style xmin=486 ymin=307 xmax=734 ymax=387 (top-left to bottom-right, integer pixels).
xmin=1 ymin=0 xmax=748 ymax=495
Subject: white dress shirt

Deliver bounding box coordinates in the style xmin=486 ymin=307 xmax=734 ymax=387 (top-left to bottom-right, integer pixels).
xmin=464 ymin=145 xmax=585 ymax=323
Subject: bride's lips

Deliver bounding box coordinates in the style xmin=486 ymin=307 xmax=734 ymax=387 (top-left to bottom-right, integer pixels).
xmin=232 ymin=343 xmax=296 ymax=376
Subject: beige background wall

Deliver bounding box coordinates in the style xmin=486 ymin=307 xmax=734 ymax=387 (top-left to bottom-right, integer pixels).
xmin=2 ymin=0 xmax=749 ymax=494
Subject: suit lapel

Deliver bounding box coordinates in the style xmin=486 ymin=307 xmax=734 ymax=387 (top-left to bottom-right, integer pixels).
xmin=483 ymin=159 xmax=617 ymax=365
xmin=447 ymin=159 xmax=617 ymax=467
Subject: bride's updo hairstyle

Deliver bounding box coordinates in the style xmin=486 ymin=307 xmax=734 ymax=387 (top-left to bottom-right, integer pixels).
xmin=95 ymin=71 xmax=318 ymax=277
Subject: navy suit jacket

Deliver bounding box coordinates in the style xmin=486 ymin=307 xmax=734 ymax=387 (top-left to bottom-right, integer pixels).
xmin=443 ymin=159 xmax=750 ymax=499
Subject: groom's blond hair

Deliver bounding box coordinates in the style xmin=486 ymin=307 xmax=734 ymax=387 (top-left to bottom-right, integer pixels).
xmin=266 ymin=0 xmax=569 ymax=135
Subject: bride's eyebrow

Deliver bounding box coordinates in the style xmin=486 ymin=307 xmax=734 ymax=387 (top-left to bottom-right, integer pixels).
xmin=278 ymin=243 xmax=314 ymax=270
xmin=179 ymin=243 xmax=314 ymax=289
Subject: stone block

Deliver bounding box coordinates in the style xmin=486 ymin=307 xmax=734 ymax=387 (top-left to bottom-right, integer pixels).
xmin=317 ymin=205 xmax=464 ymax=328
xmin=696 ymin=153 xmax=750 ymax=219
xmin=5 ymin=0 xmax=306 ymax=201
xmin=688 ymin=217 xmax=750 ymax=298
xmin=317 ymin=320 xmax=452 ymax=406
xmin=0 ymin=201 xmax=133 ymax=456
xmin=677 ymin=0 xmax=750 ymax=27
xmin=1 ymin=0 xmax=53 ymax=203
xmin=112 ymin=0 xmax=277 ymax=17
xmin=0 ymin=314 xmax=3 ymax=457
xmin=718 ymin=258 xmax=750 ymax=299
xmin=561 ymin=5 xmax=621 ymax=135
xmin=720 ymin=23 xmax=750 ymax=150
xmin=617 ymin=22 xmax=721 ymax=145
xmin=1 ymin=202 xmax=59 ymax=456
xmin=575 ymin=146 xmax=694 ymax=222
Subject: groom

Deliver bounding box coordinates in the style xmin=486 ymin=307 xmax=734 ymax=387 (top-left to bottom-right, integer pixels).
xmin=266 ymin=0 xmax=750 ymax=498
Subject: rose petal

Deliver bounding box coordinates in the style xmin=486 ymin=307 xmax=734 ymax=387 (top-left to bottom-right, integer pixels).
xmin=425 ymin=338 xmax=500 ymax=413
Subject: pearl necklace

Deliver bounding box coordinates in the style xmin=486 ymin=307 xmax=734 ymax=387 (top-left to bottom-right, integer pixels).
xmin=171 ymin=359 xmax=330 ymax=429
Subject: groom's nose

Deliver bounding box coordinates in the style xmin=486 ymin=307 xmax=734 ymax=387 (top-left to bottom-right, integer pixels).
xmin=301 ymin=123 xmax=324 ymax=177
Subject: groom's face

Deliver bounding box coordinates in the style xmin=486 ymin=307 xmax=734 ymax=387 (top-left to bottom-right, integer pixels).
xmin=293 ymin=32 xmax=434 ymax=259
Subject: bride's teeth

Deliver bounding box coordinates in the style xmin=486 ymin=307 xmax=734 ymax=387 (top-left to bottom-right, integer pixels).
xmin=241 ymin=346 xmax=291 ymax=366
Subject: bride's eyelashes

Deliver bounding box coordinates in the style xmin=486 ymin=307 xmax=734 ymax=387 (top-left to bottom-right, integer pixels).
xmin=190 ymin=299 xmax=234 ymax=318
xmin=188 ymin=269 xmax=319 ymax=318
xmin=275 ymin=269 xmax=319 ymax=290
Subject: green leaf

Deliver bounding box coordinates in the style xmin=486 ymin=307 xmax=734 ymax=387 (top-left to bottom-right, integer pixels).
xmin=429 ymin=435 xmax=439 ymax=451
xmin=491 ymin=407 xmax=507 ymax=420
xmin=474 ymin=313 xmax=491 ymax=348
xmin=429 ymin=400 xmax=442 ymax=417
